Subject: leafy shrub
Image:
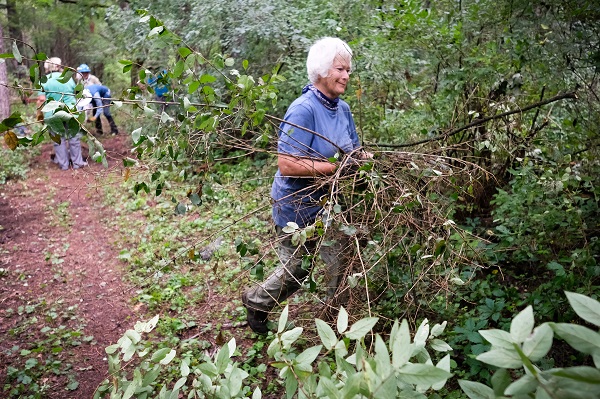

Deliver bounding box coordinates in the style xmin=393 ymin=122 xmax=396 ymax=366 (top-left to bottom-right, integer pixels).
xmin=460 ymin=291 xmax=600 ymax=398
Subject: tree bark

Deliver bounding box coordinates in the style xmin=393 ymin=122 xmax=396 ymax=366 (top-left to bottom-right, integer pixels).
xmin=0 ymin=22 xmax=10 ymax=120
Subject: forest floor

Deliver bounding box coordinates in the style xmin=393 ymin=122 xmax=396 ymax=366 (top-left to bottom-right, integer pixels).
xmin=0 ymin=131 xmax=147 ymax=398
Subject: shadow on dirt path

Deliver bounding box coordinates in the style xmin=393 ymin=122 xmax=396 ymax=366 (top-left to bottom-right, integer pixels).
xmin=0 ymin=134 xmax=142 ymax=398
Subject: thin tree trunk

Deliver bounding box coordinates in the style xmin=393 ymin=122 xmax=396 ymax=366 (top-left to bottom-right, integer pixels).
xmin=0 ymin=22 xmax=10 ymax=120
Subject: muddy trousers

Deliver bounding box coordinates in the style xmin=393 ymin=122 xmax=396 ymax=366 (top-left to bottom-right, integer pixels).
xmin=244 ymin=226 xmax=350 ymax=313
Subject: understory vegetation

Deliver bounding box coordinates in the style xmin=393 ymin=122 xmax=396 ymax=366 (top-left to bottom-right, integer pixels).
xmin=1 ymin=0 xmax=599 ymax=397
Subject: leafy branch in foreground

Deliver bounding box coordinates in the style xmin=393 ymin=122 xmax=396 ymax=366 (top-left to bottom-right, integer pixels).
xmin=459 ymin=291 xmax=600 ymax=399
xmin=94 ymin=308 xmax=453 ymax=398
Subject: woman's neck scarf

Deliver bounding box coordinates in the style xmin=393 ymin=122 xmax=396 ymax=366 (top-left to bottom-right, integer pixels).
xmin=302 ymin=84 xmax=339 ymax=111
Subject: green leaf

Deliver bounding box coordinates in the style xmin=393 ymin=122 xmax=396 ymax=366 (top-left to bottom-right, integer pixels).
xmin=566 ymin=291 xmax=600 ymax=327
xmin=66 ymin=380 xmax=79 ymax=391
xmin=123 ymin=157 xmax=137 ymax=167
xmin=188 ymin=81 xmax=200 ymax=94
xmin=522 ymin=323 xmax=553 ymax=361
xmin=173 ymin=60 xmax=184 ymax=78
xmin=278 ymin=305 xmax=289 ymax=334
xmin=12 ymin=41 xmax=22 ymax=63
xmin=551 ymin=323 xmax=600 ymax=355
xmin=151 ymin=348 xmax=172 ymax=363
xmin=316 ymin=318 xmax=338 ymax=350
xmin=131 ymin=127 xmax=142 ymax=144
xmin=0 ymin=112 xmax=24 ymax=132
xmin=511 ymin=306 xmax=534 ymax=343
xmin=345 ymin=317 xmax=378 ymax=340
xmin=295 ymin=345 xmax=322 ymax=365
xmin=504 ymin=373 xmax=537 ymax=396
xmin=391 ymin=319 xmax=412 ymax=368
xmin=374 ymin=335 xmax=391 ymax=377
xmin=479 ymin=329 xmax=513 ymax=349
xmin=458 ymin=380 xmax=495 ymax=399
xmin=178 ymin=47 xmax=192 ymax=59
xmin=476 ymin=348 xmax=523 ymax=368
xmin=337 ymin=306 xmax=349 ymax=334
xmin=280 ymin=327 xmax=303 ymax=349
xmin=200 ymin=74 xmax=216 ymax=84
xmin=397 ymin=363 xmax=452 ymax=386
xmin=160 ymin=349 xmax=176 ymax=365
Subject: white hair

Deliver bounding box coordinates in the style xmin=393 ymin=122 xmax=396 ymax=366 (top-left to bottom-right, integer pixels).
xmin=44 ymin=57 xmax=62 ymax=73
xmin=306 ymin=37 xmax=353 ymax=84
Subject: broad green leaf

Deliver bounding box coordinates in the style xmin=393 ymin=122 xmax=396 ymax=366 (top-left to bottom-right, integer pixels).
xmin=41 ymin=101 xmax=63 ymax=113
xmin=173 ymin=376 xmax=187 ymax=391
xmin=414 ymin=319 xmax=429 ymax=348
xmin=281 ymin=327 xmax=303 ymax=349
xmin=391 ymin=319 xmax=412 ymax=368
xmin=316 ymin=318 xmax=338 ymax=350
xmin=504 ymin=373 xmax=537 ymax=396
xmin=374 ymin=335 xmax=391 ymax=377
xmin=523 ymin=323 xmax=553 ymax=361
xmin=252 ymin=386 xmax=262 ymax=399
xmin=458 ymin=380 xmax=495 ymax=399
xmin=215 ymin=343 xmax=230 ymax=373
xmin=278 ymin=305 xmax=289 ymax=333
xmin=173 ymin=60 xmax=184 ymax=78
xmin=345 ymin=317 xmax=379 ymax=340
xmin=151 ymin=347 xmax=172 ymax=362
xmin=430 ymin=321 xmax=447 ymax=338
xmin=552 ymin=323 xmax=600 ymax=355
xmin=180 ymin=358 xmax=190 ymax=377
xmin=551 ymin=366 xmax=600 ymax=383
xmin=178 ymin=47 xmax=192 ymax=59
xmin=432 ymin=354 xmax=451 ymax=390
xmin=316 ymin=376 xmax=340 ymax=399
xmin=160 ymin=349 xmax=176 ymax=365
xmin=476 ymin=348 xmax=523 ymax=368
xmin=510 ymin=306 xmax=534 ymax=343
xmin=397 ymin=363 xmax=452 ymax=386
xmin=479 ymin=329 xmax=513 ymax=349
xmin=566 ymin=291 xmax=600 ymax=327
xmin=334 ymin=339 xmax=348 ymax=358
xmin=430 ymin=339 xmax=452 ymax=352
xmin=122 ymin=378 xmax=140 ymax=399
xmin=337 ymin=306 xmax=349 ymax=333
xmin=12 ymin=41 xmax=22 ymax=63
xmin=296 ymin=345 xmax=322 ymax=368
xmin=131 ymin=127 xmax=142 ymax=145
xmin=225 ymin=57 xmax=235 ymax=67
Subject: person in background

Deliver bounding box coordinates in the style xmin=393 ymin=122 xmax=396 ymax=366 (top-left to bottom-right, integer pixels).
xmin=241 ymin=37 xmax=372 ymax=334
xmin=36 ymin=57 xmax=88 ymax=170
xmin=86 ymin=84 xmax=119 ymax=135
xmin=75 ymin=64 xmax=101 ymax=87
xmin=147 ymin=69 xmax=170 ymax=111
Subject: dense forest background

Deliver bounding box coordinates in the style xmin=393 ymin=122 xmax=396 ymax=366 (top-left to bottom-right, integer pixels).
xmin=1 ymin=0 xmax=599 ymax=398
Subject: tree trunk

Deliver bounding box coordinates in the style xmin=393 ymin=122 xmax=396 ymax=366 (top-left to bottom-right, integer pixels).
xmin=0 ymin=22 xmax=10 ymax=120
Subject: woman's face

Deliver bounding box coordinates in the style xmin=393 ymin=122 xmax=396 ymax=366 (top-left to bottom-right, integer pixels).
xmin=315 ymin=55 xmax=351 ymax=99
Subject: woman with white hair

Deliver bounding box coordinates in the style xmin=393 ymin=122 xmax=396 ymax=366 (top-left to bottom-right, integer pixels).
xmin=242 ymin=37 xmax=372 ymax=334
xmin=36 ymin=57 xmax=87 ymax=170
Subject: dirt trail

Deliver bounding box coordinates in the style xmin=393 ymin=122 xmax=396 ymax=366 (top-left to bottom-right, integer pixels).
xmin=0 ymin=134 xmax=139 ymax=398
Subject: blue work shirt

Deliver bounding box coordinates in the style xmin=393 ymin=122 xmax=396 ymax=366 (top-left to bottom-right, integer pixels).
xmin=271 ymin=90 xmax=360 ymax=228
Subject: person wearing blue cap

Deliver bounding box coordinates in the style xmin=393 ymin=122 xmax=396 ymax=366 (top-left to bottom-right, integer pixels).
xmin=87 ymin=84 xmax=119 ymax=135
xmin=76 ymin=64 xmax=101 ymax=87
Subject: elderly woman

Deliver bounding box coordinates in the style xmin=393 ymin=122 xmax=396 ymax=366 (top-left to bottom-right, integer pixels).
xmin=242 ymin=37 xmax=371 ymax=334
xmin=36 ymin=57 xmax=87 ymax=170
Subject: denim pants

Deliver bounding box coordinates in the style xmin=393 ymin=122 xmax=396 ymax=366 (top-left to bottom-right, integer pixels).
xmin=95 ymin=99 xmax=118 ymax=134
xmin=244 ymin=226 xmax=351 ymax=312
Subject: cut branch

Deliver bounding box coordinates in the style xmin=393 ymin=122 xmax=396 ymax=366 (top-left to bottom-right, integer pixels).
xmin=372 ymin=91 xmax=578 ymax=149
